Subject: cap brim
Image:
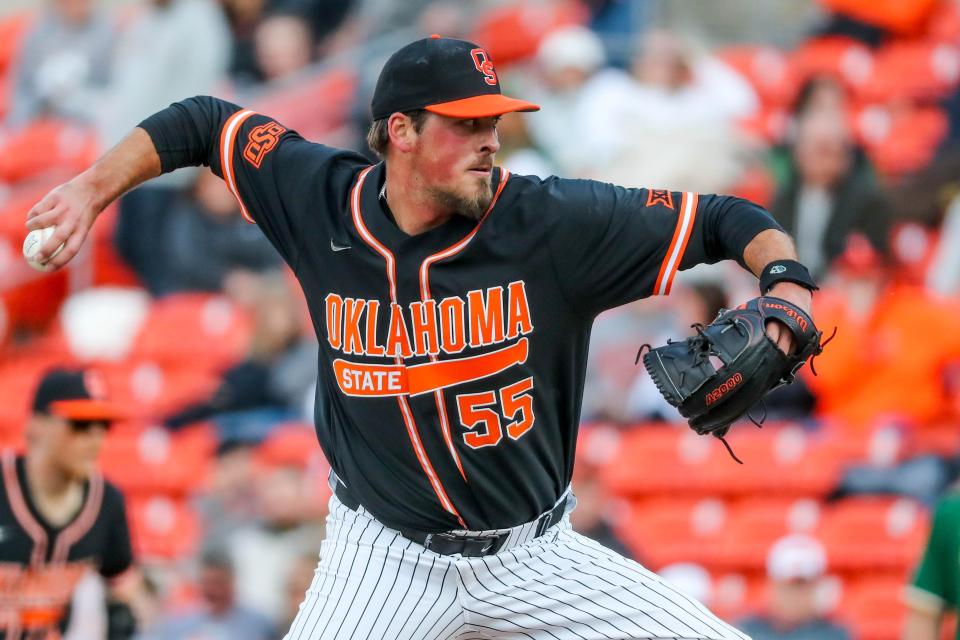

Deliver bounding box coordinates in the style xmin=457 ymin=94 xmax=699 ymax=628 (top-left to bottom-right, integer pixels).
xmin=425 ymin=94 xmax=540 ymax=118
xmin=49 ymin=399 xmax=127 ymax=422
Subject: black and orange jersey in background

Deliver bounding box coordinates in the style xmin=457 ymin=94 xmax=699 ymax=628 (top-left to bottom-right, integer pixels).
xmin=139 ymin=95 xmax=780 ymax=534
xmin=0 ymin=452 xmax=133 ymax=640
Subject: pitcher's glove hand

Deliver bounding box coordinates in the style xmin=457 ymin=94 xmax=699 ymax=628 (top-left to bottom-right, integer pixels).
xmin=640 ymin=296 xmax=826 ymax=461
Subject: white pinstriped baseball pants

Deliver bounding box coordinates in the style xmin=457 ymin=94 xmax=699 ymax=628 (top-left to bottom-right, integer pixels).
xmin=284 ymin=495 xmax=750 ymax=640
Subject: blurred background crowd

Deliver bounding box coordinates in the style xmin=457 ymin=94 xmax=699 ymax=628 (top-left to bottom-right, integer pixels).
xmin=1 ymin=0 xmax=959 ymax=638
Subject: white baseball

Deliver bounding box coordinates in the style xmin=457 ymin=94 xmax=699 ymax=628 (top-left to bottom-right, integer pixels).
xmin=22 ymin=226 xmax=64 ymax=271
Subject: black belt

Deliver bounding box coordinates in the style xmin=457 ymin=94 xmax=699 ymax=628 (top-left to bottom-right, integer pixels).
xmin=333 ymin=480 xmax=567 ymax=558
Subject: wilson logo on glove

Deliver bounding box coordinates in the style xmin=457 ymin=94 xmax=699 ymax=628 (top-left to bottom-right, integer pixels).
xmin=763 ymin=302 xmax=809 ymax=331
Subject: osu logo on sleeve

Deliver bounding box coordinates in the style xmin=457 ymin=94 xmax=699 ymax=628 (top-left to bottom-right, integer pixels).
xmin=243 ymin=121 xmax=287 ymax=168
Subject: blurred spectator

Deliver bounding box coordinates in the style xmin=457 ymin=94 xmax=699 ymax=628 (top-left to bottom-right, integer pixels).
xmin=166 ymin=273 xmax=318 ymax=438
xmin=496 ymin=111 xmax=555 ymax=178
xmin=737 ymin=535 xmax=851 ymax=640
xmin=220 ymin=428 xmax=327 ymax=624
xmin=279 ymin=552 xmax=320 ymax=633
xmin=195 ymin=440 xmax=261 ymax=543
xmin=593 ymin=29 xmax=757 ymax=191
xmin=141 ymin=549 xmax=274 ymax=639
xmin=808 ymin=243 xmax=960 ymax=427
xmin=769 ymin=110 xmax=891 ymax=279
xmin=1 ymin=368 xmax=152 ymax=638
xmin=221 ymin=0 xmax=269 ymax=84
xmin=97 ymin=0 xmax=230 ymax=147
xmin=584 ymin=0 xmax=650 ymax=69
xmin=903 ymin=488 xmax=960 ymax=640
xmin=154 ymin=169 xmax=280 ymax=295
xmin=524 ymin=25 xmax=635 ymax=177
xmin=7 ymin=0 xmax=114 ymax=126
xmin=105 ymin=0 xmax=231 ymax=289
xmin=253 ymin=10 xmax=315 ymax=86
xmin=789 ymin=74 xmax=849 ymax=122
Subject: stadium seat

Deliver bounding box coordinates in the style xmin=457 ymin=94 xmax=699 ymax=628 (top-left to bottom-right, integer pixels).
xmin=129 ymin=294 xmax=253 ymax=372
xmin=836 ymin=576 xmax=908 ymax=640
xmin=0 ymin=120 xmax=100 ymax=183
xmin=96 ymin=360 xmax=221 ymax=420
xmin=253 ymin=69 xmax=357 ymax=141
xmin=128 ymin=495 xmax=201 ymax=561
xmin=855 ymin=104 xmax=949 ymax=178
xmin=791 ymin=37 xmax=874 ymax=91
xmin=0 ymin=11 xmax=33 ymax=120
xmin=89 ymin=203 xmax=140 ymax=288
xmin=857 ymin=40 xmax=960 ymax=103
xmin=816 ymin=497 xmax=930 ymax=573
xmin=715 ymin=499 xmax=823 ymax=572
xmin=705 ymin=425 xmax=850 ymax=497
xmin=717 ymin=46 xmax=798 ymax=107
xmin=468 ymin=1 xmax=587 ymax=66
xmin=928 ymin=0 xmax=960 ymax=43
xmin=735 ymin=107 xmax=790 ymax=145
xmin=99 ymin=423 xmax=215 ymax=497
xmin=616 ymin=498 xmax=730 ymax=569
xmin=600 ymin=426 xmax=721 ymax=497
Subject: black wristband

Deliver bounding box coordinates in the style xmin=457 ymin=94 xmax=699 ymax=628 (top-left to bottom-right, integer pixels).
xmin=759 ymin=259 xmax=819 ymax=295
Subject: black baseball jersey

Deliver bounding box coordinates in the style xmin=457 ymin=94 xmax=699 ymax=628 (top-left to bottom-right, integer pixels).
xmin=140 ymin=96 xmax=780 ymax=532
xmin=0 ymin=452 xmax=133 ymax=639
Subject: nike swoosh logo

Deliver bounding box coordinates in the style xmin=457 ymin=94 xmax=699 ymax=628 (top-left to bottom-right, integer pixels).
xmin=330 ymin=239 xmax=352 ymax=252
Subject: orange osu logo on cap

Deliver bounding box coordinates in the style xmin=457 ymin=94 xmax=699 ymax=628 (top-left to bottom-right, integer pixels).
xmin=470 ymin=48 xmax=497 ymax=85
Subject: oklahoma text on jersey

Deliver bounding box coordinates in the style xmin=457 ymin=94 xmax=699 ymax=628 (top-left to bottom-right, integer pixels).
xmin=325 ymin=280 xmax=534 ymax=398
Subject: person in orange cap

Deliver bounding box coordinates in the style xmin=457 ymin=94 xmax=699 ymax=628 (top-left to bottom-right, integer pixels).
xmin=0 ymin=368 xmax=149 ymax=639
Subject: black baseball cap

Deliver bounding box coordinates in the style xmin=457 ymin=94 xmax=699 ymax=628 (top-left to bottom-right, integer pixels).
xmin=371 ymin=35 xmax=540 ymax=120
xmin=32 ymin=368 xmax=126 ymax=422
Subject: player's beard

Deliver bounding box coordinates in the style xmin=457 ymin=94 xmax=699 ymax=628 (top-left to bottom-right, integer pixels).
xmin=429 ymin=174 xmax=493 ymax=221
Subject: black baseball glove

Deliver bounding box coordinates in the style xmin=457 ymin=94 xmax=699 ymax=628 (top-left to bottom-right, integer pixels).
xmin=640 ymin=296 xmax=826 ymax=461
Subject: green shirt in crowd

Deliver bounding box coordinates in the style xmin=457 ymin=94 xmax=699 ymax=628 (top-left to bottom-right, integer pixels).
xmin=908 ymin=492 xmax=960 ymax=638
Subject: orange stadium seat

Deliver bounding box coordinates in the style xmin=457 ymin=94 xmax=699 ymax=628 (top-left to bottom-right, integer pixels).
xmin=96 ymin=360 xmax=221 ymax=420
xmin=616 ymin=498 xmax=730 ymax=569
xmin=0 ymin=12 xmax=34 ymax=120
xmin=836 ymin=576 xmax=908 ymax=640
xmin=600 ymin=426 xmax=721 ymax=497
xmin=89 ymin=203 xmax=140 ymax=288
xmin=128 ymin=495 xmax=201 ymax=561
xmin=735 ymin=107 xmax=790 ymax=145
xmin=815 ymin=498 xmax=930 ymax=573
xmin=855 ymin=104 xmax=948 ymax=178
xmin=0 ymin=350 xmax=81 ymax=448
xmin=857 ymin=40 xmax=960 ymax=103
xmin=129 ymin=294 xmax=253 ymax=371
xmin=468 ymin=1 xmax=587 ymax=66
xmin=252 ymin=69 xmax=357 ymax=141
xmin=99 ymin=423 xmax=215 ymax=496
xmin=704 ymin=425 xmax=849 ymax=497
xmin=928 ymin=1 xmax=960 ymax=43
xmin=715 ymin=499 xmax=823 ymax=572
xmin=0 ymin=120 xmax=100 ymax=183
xmin=791 ymin=37 xmax=874 ymax=91
xmin=717 ymin=46 xmax=799 ymax=107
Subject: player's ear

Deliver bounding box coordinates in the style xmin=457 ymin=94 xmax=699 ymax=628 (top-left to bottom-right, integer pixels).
xmin=387 ymin=112 xmax=419 ymax=154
